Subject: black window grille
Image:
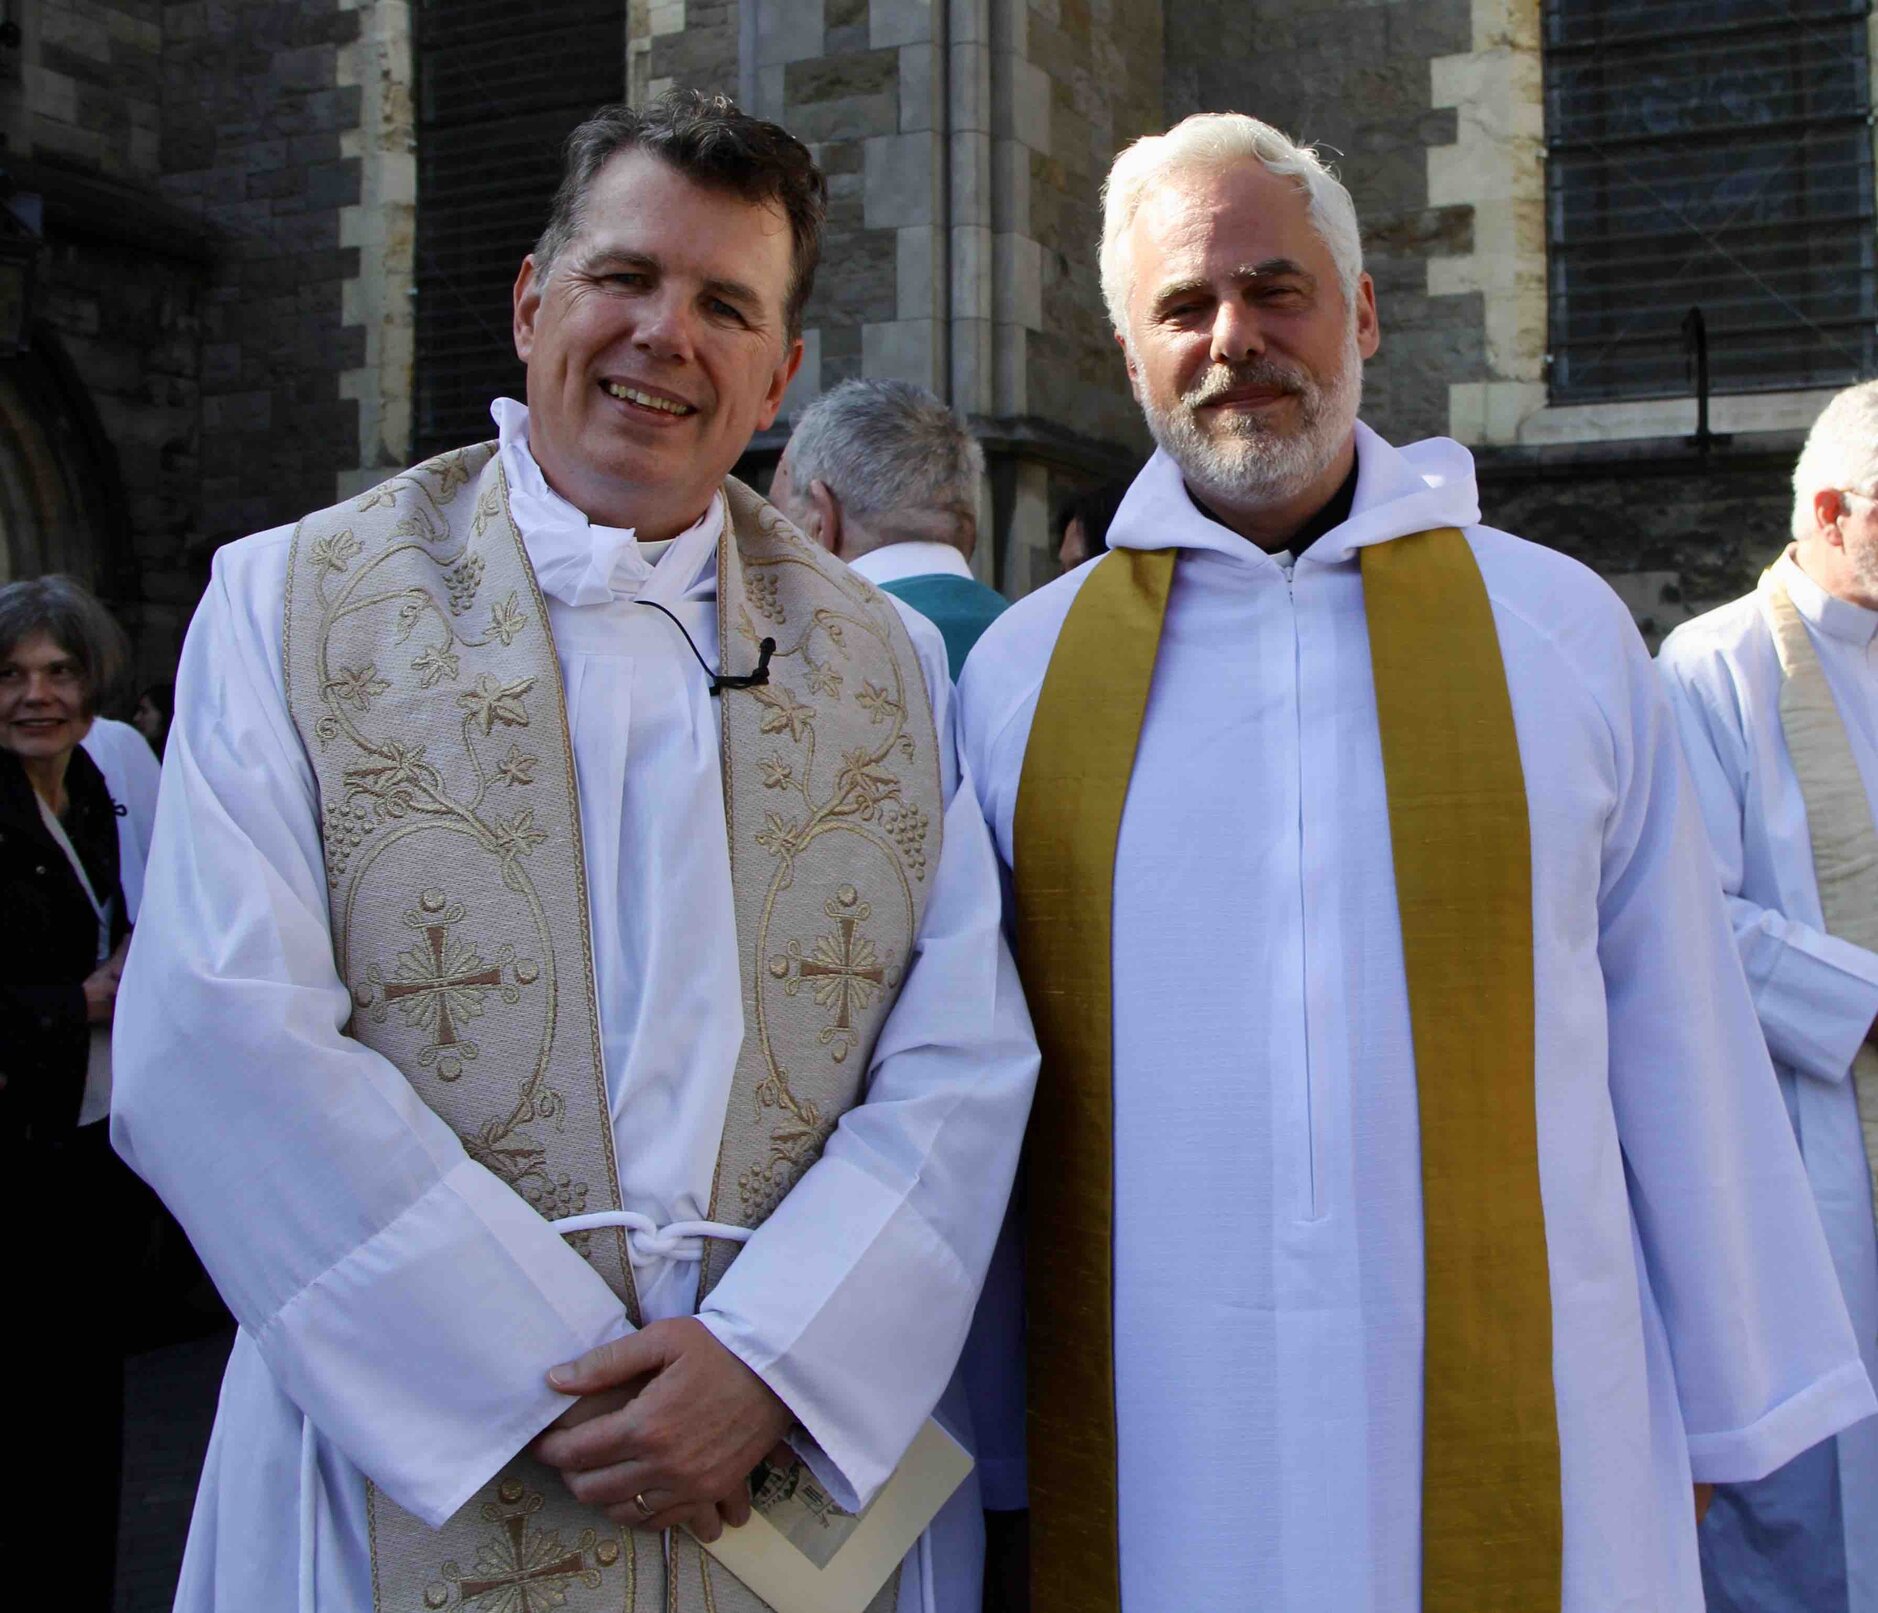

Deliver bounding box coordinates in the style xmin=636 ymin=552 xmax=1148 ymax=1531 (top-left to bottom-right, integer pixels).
xmin=412 ymin=1 xmax=625 ymax=460
xmin=1543 ymin=0 xmax=1877 ymax=403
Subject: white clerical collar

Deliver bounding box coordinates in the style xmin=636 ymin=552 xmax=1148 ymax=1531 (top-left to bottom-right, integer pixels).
xmin=847 ymin=541 xmax=974 ymax=587
xmin=491 ymin=397 xmax=722 ymax=607
xmin=1775 ymin=548 xmax=1878 ymax=648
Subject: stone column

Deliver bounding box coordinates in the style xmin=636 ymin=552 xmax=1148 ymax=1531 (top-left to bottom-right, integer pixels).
xmin=723 ymin=0 xmax=1155 ymax=594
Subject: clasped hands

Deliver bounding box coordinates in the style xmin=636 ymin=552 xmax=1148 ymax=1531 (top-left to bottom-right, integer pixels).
xmin=533 ymin=1316 xmax=796 ymax=1544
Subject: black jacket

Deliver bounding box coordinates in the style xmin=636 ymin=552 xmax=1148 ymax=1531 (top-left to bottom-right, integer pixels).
xmin=0 ymin=743 xmax=129 ymax=1146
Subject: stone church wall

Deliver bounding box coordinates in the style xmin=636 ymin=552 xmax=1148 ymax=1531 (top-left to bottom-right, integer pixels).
xmin=160 ymin=0 xmax=365 ymax=549
xmin=1164 ymin=0 xmax=1482 ymax=450
xmin=0 ymin=0 xmax=209 ymax=677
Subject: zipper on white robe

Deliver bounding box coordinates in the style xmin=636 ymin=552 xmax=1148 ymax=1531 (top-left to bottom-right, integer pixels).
xmin=1280 ymin=556 xmax=1322 ymax=1221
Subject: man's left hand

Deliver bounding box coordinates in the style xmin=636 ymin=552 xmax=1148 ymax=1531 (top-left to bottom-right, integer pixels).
xmin=534 ymin=1317 xmax=795 ymax=1535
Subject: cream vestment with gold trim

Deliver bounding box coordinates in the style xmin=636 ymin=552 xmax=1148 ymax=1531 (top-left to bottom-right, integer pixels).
xmin=282 ymin=443 xmax=941 ymax=1613
xmin=1761 ymin=566 xmax=1878 ymax=1196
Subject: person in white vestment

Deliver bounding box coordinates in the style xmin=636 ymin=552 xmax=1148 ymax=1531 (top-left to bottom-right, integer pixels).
xmin=80 ymin=712 xmax=159 ymax=922
xmin=1658 ymin=380 xmax=1878 ymax=1613
xmin=954 ymin=112 xmax=1877 ymax=1613
xmin=111 ymin=92 xmax=1037 ymax=1613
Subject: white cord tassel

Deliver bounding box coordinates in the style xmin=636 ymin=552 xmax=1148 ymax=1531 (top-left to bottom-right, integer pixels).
xmin=298 ymin=1413 xmax=319 ymax=1613
xmin=919 ymin=1525 xmax=937 ymax=1613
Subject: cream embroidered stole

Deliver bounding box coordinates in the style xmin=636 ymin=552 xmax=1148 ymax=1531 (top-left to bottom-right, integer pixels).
xmin=282 ymin=443 xmax=941 ymax=1613
xmin=1011 ymin=533 xmax=1560 ymax=1613
xmin=1759 ymin=567 xmax=1878 ymax=1209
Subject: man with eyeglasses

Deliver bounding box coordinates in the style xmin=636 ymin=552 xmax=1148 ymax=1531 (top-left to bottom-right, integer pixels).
xmin=1660 ymin=378 xmax=1878 ymax=1613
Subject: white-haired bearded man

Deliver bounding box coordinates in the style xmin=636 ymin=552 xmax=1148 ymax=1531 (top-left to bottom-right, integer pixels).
xmin=1658 ymin=380 xmax=1878 ymax=1613
xmin=954 ymin=111 xmax=1876 ymax=1613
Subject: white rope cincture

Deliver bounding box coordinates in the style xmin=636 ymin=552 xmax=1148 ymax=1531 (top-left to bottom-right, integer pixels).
xmin=297 ymin=1412 xmax=319 ymax=1613
xmin=548 ymin=1208 xmax=753 ymax=1264
xmin=919 ymin=1524 xmax=938 ymax=1613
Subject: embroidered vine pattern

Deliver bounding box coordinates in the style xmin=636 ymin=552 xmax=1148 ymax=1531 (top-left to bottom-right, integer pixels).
xmin=306 ymin=447 xmax=575 ymax=1214
xmin=742 ymin=546 xmax=930 ymax=1214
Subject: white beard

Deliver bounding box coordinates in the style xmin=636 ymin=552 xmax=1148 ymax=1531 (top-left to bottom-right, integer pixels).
xmin=1849 ymin=527 xmax=1878 ymax=601
xmin=1139 ymin=324 xmax=1364 ymax=511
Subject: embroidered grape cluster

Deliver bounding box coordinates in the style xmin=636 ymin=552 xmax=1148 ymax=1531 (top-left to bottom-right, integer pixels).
xmin=320 ymin=799 xmax=376 ymax=883
xmin=443 ymin=552 xmax=485 ymax=615
xmin=746 ymin=570 xmax=785 ymax=623
xmin=884 ymin=799 xmax=930 ymax=883
xmin=521 ymin=1170 xmax=590 ymax=1223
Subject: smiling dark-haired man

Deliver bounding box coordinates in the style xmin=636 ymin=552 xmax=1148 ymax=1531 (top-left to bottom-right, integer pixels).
xmin=113 ymin=91 xmax=1036 ymax=1613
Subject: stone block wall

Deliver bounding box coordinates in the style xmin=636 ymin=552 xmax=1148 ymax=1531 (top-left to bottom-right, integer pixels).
xmin=638 ymin=0 xmax=740 ymax=98
xmin=1480 ymin=441 xmax=1798 ymax=647
xmin=1021 ymin=0 xmax=1162 ymax=444
xmin=31 ymin=229 xmax=207 ymax=670
xmin=0 ymin=1 xmax=208 ymax=678
xmin=160 ymin=0 xmax=366 ymax=553
xmin=8 ymin=0 xmax=162 ymax=177
xmin=714 ymin=0 xmax=1160 ymax=593
xmin=751 ymin=2 xmax=904 ymax=400
xmin=1165 ymin=0 xmax=1482 ymax=448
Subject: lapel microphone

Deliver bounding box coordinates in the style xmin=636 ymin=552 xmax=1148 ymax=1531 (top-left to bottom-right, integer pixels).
xmin=634 ymin=599 xmax=775 ymax=697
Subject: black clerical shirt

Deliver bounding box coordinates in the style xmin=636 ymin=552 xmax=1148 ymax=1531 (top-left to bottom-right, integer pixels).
xmin=1284 ymin=456 xmax=1359 ymax=561
xmin=1189 ymin=454 xmax=1360 ymax=561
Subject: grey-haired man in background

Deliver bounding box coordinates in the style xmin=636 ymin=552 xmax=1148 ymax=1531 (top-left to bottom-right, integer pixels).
xmin=771 ymin=379 xmax=1009 ymax=677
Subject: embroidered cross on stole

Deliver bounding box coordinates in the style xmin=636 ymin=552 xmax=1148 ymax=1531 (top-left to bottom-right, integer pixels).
xmin=282 ymin=444 xmax=942 ymax=1613
xmin=1760 ymin=567 xmax=1878 ymax=1214
xmin=1011 ymin=532 xmax=1561 ymax=1613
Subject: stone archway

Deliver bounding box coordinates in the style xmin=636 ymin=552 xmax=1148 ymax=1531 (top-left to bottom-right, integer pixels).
xmin=0 ymin=324 xmax=127 ymax=590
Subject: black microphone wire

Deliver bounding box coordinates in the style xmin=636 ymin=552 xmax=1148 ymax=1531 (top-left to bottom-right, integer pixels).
xmin=632 ymin=599 xmax=775 ymax=696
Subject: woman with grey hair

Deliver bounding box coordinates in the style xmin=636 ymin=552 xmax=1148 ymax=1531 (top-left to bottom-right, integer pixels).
xmin=0 ymin=571 xmax=133 ymax=1609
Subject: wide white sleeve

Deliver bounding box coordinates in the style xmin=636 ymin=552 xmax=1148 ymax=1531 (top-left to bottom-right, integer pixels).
xmin=1604 ymin=627 xmax=1876 ymax=1481
xmin=697 ymin=618 xmax=1041 ymax=1508
xmin=1657 ymin=646 xmax=1878 ymax=1083
xmin=80 ymin=717 xmax=163 ymax=922
xmin=110 ymin=537 xmax=630 ymax=1528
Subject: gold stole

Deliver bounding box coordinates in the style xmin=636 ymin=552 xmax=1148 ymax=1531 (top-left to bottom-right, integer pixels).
xmin=1759 ymin=567 xmax=1878 ymax=1204
xmin=283 ymin=446 xmax=940 ymax=1613
xmin=1012 ymin=531 xmax=1561 ymax=1613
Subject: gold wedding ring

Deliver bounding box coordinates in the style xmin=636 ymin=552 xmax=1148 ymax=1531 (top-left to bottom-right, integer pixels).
xmin=632 ymin=1491 xmax=655 ymax=1521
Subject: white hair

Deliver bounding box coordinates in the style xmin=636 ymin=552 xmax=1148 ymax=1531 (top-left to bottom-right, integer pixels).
xmin=1099 ymin=112 xmax=1363 ymax=340
xmin=1792 ymin=380 xmax=1878 ymax=542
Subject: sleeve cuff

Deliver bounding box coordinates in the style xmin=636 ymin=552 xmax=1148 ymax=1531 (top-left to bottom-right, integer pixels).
xmin=1746 ymin=911 xmax=1878 ymax=1082
xmin=257 ymin=1158 xmax=632 ymax=1525
xmin=697 ymin=1163 xmax=972 ymax=1509
xmin=1686 ymin=1359 xmax=1878 ymax=1483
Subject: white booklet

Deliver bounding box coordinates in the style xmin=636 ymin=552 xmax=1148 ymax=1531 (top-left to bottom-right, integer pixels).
xmin=693 ymin=1419 xmax=973 ymax=1613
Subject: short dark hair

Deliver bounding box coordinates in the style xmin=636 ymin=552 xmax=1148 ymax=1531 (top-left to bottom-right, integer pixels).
xmin=0 ymin=574 xmax=130 ymax=718
xmin=534 ymin=90 xmax=827 ymax=341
